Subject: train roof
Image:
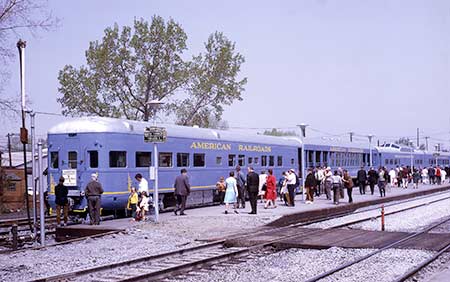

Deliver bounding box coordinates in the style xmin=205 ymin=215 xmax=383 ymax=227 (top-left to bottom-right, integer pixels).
xmin=48 ymin=117 xmax=303 ymax=147
xmin=304 ymin=137 xmax=369 ymax=150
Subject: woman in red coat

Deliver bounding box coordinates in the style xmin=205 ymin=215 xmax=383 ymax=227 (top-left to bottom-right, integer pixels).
xmin=264 ymin=168 xmax=277 ymax=209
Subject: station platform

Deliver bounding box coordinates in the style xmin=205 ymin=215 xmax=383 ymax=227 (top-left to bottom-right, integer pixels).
xmin=56 ymin=183 xmax=450 ymax=242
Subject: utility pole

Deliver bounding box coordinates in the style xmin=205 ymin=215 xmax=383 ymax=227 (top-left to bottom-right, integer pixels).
xmin=17 ymin=39 xmax=32 ymax=232
xmin=425 ymin=137 xmax=429 ymax=151
xmin=417 ymin=128 xmax=419 ymax=147
xmin=349 ymin=132 xmax=354 ymax=142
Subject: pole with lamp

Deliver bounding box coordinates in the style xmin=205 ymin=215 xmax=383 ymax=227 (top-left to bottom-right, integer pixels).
xmin=368 ymin=134 xmax=374 ymax=168
xmin=17 ymin=39 xmax=33 ymax=232
xmin=297 ymin=124 xmax=308 ymax=202
xmin=145 ymin=100 xmax=165 ymax=223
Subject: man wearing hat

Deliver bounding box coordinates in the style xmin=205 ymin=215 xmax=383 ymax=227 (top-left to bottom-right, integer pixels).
xmin=85 ymin=173 xmax=104 ymax=225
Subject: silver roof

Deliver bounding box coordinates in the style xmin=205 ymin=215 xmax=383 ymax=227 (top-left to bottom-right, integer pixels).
xmin=304 ymin=137 xmax=369 ymax=150
xmin=48 ymin=117 xmax=303 ymax=147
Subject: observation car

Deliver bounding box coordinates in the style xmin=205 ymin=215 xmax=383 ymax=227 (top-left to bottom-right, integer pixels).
xmin=46 ymin=117 xmax=301 ymax=214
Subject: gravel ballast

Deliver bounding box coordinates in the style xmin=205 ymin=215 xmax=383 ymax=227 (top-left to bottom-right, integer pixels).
xmin=165 ymin=247 xmax=433 ymax=282
xmin=0 ymin=215 xmax=275 ymax=281
xmin=307 ymin=193 xmax=450 ymax=232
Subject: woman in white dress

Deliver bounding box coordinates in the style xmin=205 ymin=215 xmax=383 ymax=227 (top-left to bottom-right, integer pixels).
xmin=224 ymin=171 xmax=239 ymax=214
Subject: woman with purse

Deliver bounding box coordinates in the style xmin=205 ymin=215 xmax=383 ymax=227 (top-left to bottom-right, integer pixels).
xmin=264 ymin=169 xmax=277 ymax=209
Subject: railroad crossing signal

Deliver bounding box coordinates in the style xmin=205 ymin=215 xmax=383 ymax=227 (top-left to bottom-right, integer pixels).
xmin=144 ymin=127 xmax=167 ymax=143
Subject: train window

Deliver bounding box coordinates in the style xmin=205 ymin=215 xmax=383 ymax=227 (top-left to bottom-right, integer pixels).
xmin=109 ymin=151 xmax=127 ymax=168
xmin=136 ymin=152 xmax=151 ymax=167
xmin=291 ymin=158 xmax=294 ymax=165
xmin=89 ymin=151 xmax=99 ymax=168
xmin=216 ymin=156 xmax=222 ymax=165
xmin=248 ymin=157 xmax=253 ymax=164
xmin=193 ymin=153 xmax=205 ymax=167
xmin=261 ymin=156 xmax=267 ymax=166
xmin=50 ymin=152 xmax=59 ymax=169
xmin=269 ymin=156 xmax=274 ymax=166
xmin=159 ymin=153 xmax=173 ymax=167
xmin=315 ymin=151 xmax=321 ymax=163
xmin=254 ymin=157 xmax=259 ymax=165
xmin=323 ymin=152 xmax=328 ymax=163
xmin=176 ymin=153 xmax=189 ymax=167
xmin=68 ymin=151 xmax=77 ymax=169
xmin=385 ymin=159 xmax=388 ymax=165
xmin=389 ymin=159 xmax=393 ymax=165
xmin=238 ymin=155 xmax=245 ymax=166
xmin=228 ymin=154 xmax=236 ymax=167
xmin=277 ymin=156 xmax=282 ymax=166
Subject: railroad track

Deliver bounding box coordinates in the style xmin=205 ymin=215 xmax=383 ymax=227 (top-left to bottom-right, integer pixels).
xmin=391 ymin=235 xmax=450 ymax=282
xmin=303 ymin=217 xmax=450 ymax=282
xmin=31 ymin=191 xmax=450 ymax=282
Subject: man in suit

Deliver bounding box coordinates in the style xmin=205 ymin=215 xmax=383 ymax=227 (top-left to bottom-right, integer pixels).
xmin=246 ymin=167 xmax=259 ymax=214
xmin=174 ymin=168 xmax=191 ymax=216
xmin=235 ymin=165 xmax=246 ymax=209
xmin=357 ymin=166 xmax=367 ymax=195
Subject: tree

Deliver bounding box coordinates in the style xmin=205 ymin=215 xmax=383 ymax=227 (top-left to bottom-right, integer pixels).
xmin=263 ymin=128 xmax=297 ymax=137
xmin=58 ymin=16 xmax=189 ymax=121
xmin=0 ymin=0 xmax=57 ymax=113
xmin=57 ymin=18 xmax=247 ymax=126
xmin=172 ymin=32 xmax=246 ymax=127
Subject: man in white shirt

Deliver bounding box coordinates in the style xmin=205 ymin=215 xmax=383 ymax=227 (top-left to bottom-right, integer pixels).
xmin=135 ymin=173 xmax=149 ymax=194
xmin=286 ymin=169 xmax=297 ymax=206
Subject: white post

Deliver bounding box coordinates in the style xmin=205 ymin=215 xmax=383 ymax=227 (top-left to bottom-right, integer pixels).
xmin=37 ymin=142 xmax=45 ymax=245
xmin=147 ymin=100 xmax=164 ymax=223
xmin=30 ymin=111 xmax=37 ymax=241
xmin=368 ymin=135 xmax=374 ymax=167
xmin=153 ymin=141 xmax=159 ymax=223
xmin=298 ymin=124 xmax=308 ymax=202
xmin=18 ymin=40 xmax=26 ymax=110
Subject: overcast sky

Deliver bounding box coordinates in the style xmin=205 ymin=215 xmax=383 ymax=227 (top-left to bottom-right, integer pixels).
xmin=1 ymin=0 xmax=450 ymax=149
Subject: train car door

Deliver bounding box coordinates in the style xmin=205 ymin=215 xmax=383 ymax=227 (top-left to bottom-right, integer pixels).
xmin=61 ymin=136 xmax=85 ymax=195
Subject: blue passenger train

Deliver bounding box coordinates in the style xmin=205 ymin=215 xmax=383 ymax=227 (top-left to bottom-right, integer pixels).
xmin=46 ymin=117 xmax=301 ymax=214
xmin=46 ymin=117 xmax=450 ymax=214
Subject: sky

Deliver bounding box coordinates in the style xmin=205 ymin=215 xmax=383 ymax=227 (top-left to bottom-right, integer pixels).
xmin=1 ymin=0 xmax=450 ymax=149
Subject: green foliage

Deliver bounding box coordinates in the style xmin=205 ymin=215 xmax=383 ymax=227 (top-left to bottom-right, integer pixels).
xmin=58 ymin=16 xmax=189 ymax=121
xmin=172 ymin=32 xmax=246 ymax=127
xmin=262 ymin=128 xmax=297 ymax=137
xmin=58 ymin=17 xmax=247 ymax=126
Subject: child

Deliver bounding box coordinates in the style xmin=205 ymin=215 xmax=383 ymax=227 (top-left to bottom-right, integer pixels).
xmin=136 ymin=191 xmax=149 ymax=221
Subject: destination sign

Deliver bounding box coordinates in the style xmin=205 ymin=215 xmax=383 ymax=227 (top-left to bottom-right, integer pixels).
xmin=144 ymin=127 xmax=167 ymax=143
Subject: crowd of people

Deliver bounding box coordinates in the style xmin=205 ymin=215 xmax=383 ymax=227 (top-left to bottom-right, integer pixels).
xmin=212 ymin=164 xmax=450 ymax=215
xmin=52 ymin=164 xmax=450 ymax=225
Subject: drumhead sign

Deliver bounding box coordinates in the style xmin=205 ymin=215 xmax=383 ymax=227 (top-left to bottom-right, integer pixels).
xmin=144 ymin=126 xmax=167 ymax=143
xmin=62 ymin=169 xmax=77 ymax=186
